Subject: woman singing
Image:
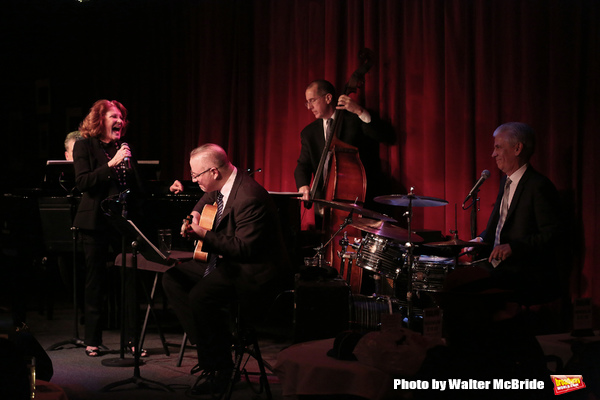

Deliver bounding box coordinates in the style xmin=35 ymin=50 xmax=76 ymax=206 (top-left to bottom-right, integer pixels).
xmin=73 ymin=99 xmax=143 ymax=357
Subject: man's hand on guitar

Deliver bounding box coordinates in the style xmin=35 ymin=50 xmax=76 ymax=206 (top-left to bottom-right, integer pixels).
xmin=181 ymin=212 xmax=205 ymax=239
xmin=183 ymin=223 xmax=207 ymax=240
xmin=181 ymin=222 xmax=207 ymax=241
xmin=182 ymin=207 xmax=216 ymax=263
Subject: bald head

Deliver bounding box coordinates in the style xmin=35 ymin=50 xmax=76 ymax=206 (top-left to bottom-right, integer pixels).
xmin=189 ymin=144 xmax=234 ymax=192
xmin=190 ymin=143 xmax=229 ymax=168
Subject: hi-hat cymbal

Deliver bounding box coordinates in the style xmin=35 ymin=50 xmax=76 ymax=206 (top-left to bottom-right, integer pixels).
xmin=424 ymin=236 xmax=488 ymax=248
xmin=374 ymin=194 xmax=448 ymax=207
xmin=309 ymin=199 xmax=397 ymax=222
xmin=351 ymin=219 xmax=423 ymax=243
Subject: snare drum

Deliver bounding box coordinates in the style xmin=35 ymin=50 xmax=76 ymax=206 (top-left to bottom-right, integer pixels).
xmin=356 ymin=233 xmax=406 ymax=279
xmin=411 ymin=255 xmax=455 ymax=292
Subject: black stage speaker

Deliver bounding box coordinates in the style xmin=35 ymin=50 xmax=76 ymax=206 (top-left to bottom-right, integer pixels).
xmin=293 ymin=274 xmax=351 ymax=343
xmin=38 ymin=196 xmax=79 ymax=253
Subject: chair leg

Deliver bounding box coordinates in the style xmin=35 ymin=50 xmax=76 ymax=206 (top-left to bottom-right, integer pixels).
xmin=176 ymin=332 xmax=187 ymax=367
xmin=139 ymin=271 xmax=170 ymax=356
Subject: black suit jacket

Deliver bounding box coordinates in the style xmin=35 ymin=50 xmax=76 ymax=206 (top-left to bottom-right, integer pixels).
xmin=481 ymin=166 xmax=562 ymax=301
xmin=294 ymin=110 xmax=391 ymax=198
xmin=192 ymin=170 xmax=288 ymax=286
xmin=72 ymin=138 xmax=143 ymax=231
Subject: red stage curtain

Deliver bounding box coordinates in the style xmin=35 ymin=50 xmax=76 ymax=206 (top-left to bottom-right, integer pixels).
xmin=159 ymin=0 xmax=599 ymax=320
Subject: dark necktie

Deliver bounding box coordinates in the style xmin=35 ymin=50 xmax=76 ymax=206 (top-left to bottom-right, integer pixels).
xmin=203 ymin=192 xmax=224 ymax=277
xmin=325 ymin=118 xmax=333 ymax=142
xmin=323 ymin=118 xmax=334 ymax=182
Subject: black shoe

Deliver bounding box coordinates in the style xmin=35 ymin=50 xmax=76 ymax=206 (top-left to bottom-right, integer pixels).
xmin=190 ymin=363 xmax=203 ymax=375
xmin=191 ymin=368 xmax=235 ymax=397
xmin=127 ymin=341 xmax=148 ymax=358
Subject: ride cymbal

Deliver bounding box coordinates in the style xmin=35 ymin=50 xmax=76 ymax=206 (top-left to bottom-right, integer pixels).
xmin=424 ymin=237 xmax=488 ymax=248
xmin=309 ymin=199 xmax=397 ymax=222
xmin=374 ymin=194 xmax=448 ymax=207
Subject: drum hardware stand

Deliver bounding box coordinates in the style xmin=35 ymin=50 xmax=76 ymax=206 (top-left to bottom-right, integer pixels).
xmin=312 ymin=211 xmax=355 ymax=271
xmin=339 ymin=231 xmax=349 ymax=277
xmin=371 ymin=189 xmax=449 ymax=331
xmin=338 ymin=231 xmax=358 ymax=284
xmin=402 ymin=188 xmax=417 ymax=330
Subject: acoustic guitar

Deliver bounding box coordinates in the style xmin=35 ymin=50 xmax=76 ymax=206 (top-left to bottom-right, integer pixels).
xmin=182 ymin=203 xmax=218 ymax=262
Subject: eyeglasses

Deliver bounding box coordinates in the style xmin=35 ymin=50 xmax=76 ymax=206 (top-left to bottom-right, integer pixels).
xmin=305 ymin=94 xmax=326 ymax=109
xmin=191 ymin=167 xmax=216 ymax=180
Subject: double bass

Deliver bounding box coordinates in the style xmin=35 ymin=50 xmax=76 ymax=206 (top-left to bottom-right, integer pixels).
xmin=309 ymin=49 xmax=374 ymax=292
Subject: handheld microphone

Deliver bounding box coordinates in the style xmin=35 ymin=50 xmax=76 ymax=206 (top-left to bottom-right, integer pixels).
xmin=463 ymin=169 xmax=490 ymax=206
xmin=120 ymin=142 xmax=132 ymax=169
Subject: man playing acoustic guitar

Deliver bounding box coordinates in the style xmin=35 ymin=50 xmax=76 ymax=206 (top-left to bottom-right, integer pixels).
xmin=162 ymin=143 xmax=289 ymax=396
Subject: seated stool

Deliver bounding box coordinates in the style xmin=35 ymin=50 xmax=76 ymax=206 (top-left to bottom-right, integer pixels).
xmin=224 ymin=302 xmax=273 ymax=400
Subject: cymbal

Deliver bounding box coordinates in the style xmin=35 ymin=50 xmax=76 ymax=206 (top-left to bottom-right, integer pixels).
xmin=310 ymin=199 xmax=397 ymax=222
xmin=424 ymin=237 xmax=488 ymax=248
xmin=351 ymin=219 xmax=423 ymax=243
xmin=374 ymin=194 xmax=448 ymax=207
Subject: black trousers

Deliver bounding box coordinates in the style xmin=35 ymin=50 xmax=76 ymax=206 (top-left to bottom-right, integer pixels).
xmin=80 ymin=229 xmax=136 ymax=347
xmin=162 ymin=260 xmax=266 ymax=371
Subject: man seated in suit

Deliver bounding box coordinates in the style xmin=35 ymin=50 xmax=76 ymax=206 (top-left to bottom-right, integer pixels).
xmin=475 ymin=122 xmax=563 ymax=306
xmin=294 ymin=79 xmax=393 ymax=205
xmin=162 ymin=144 xmax=288 ymax=396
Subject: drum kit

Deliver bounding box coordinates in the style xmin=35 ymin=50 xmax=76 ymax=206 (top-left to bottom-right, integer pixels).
xmin=305 ymin=187 xmax=489 ymax=328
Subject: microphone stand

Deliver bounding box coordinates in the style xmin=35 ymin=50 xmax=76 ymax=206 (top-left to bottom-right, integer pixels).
xmin=102 ymin=193 xmax=137 ymax=368
xmin=101 ymin=214 xmax=172 ymax=393
xmin=462 ymin=188 xmax=481 ymax=239
xmin=101 ymin=241 xmax=172 ymax=393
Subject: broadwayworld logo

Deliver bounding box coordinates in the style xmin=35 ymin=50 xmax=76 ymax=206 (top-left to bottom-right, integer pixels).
xmin=551 ymin=375 xmax=586 ymax=395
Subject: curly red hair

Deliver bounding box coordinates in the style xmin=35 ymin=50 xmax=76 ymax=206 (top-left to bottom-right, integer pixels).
xmin=79 ymin=99 xmax=129 ymax=139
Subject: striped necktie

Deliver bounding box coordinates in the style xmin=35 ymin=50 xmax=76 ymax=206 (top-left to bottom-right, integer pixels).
xmin=492 ymin=178 xmax=511 ymax=267
xmin=203 ymin=192 xmax=224 ymax=277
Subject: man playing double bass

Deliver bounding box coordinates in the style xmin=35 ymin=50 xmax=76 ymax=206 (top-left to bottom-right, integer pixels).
xmin=294 ymin=79 xmax=393 ymax=208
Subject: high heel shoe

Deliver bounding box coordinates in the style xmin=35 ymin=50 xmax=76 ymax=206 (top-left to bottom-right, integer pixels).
xmin=127 ymin=341 xmax=148 ymax=358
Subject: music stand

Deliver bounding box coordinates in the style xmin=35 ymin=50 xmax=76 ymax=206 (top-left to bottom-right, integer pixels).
xmin=41 ymin=194 xmax=86 ymax=351
xmin=101 ymin=215 xmax=173 ymax=392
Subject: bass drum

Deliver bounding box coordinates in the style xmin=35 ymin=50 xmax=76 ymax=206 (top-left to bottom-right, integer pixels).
xmin=356 ymin=233 xmax=406 ymax=279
